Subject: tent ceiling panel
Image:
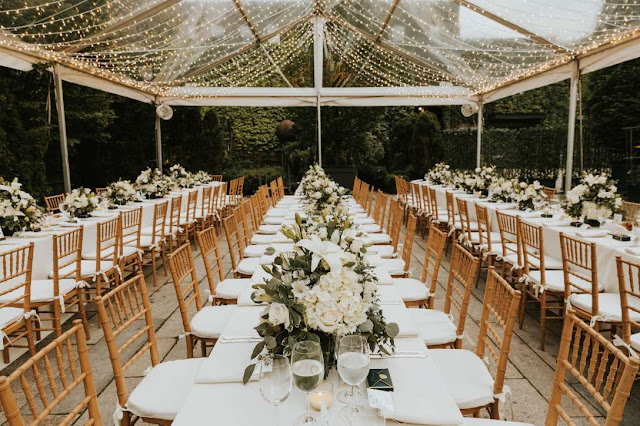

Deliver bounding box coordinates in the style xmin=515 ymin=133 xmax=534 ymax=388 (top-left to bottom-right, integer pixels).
xmin=0 ymin=1 xmax=639 ymax=104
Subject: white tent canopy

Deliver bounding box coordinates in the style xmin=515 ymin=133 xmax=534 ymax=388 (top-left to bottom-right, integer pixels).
xmin=1 ymin=1 xmax=640 ymax=190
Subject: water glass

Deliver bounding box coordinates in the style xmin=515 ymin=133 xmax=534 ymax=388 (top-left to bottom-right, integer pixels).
xmin=259 ymin=355 xmax=292 ymax=425
xmin=337 ymin=335 xmax=370 ymax=421
xmin=292 ymin=341 xmax=324 ymax=425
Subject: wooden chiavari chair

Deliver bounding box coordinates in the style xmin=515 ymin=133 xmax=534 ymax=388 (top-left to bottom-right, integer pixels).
xmin=228 ymin=178 xmax=238 ymax=208
xmin=79 ymin=216 xmax=121 ymax=296
xmin=474 ymin=204 xmax=501 ymax=263
xmin=495 ymin=211 xmax=522 ymax=281
xmin=428 ymin=186 xmax=448 ymax=231
xmin=0 ymin=244 xmax=35 ymax=363
xmin=0 ymin=320 xmax=101 ymax=425
xmin=44 ymin=193 xmax=65 ymax=214
xmin=542 ymin=186 xmax=557 ymax=199
xmin=34 ymin=228 xmax=89 ymax=338
xmin=369 ymin=199 xmax=399 ymax=247
xmin=373 ymin=190 xmax=387 ymax=230
xmin=380 ymin=213 xmax=416 ymax=277
xmin=95 ymin=187 xmax=107 ymax=196
xmin=365 ymin=185 xmax=376 ymax=216
xmin=166 ymin=194 xmax=183 ymax=252
xmin=519 ymin=219 xmax=566 ymax=350
xmin=455 ymin=198 xmax=478 ymax=248
xmin=211 ymin=174 xmax=223 ymax=182
xmin=169 ymin=243 xmax=233 ymax=358
xmin=139 ymin=201 xmax=168 ymax=287
xmin=358 ymin=182 xmax=370 ymax=208
xmin=277 ymin=176 xmax=285 ymax=198
xmin=352 ymin=177 xmax=361 ymax=201
xmin=223 ymin=214 xmax=259 ymax=277
xmin=616 ymin=256 xmax=640 ymax=358
xmin=561 ymin=233 xmax=607 ymax=329
xmin=96 ymin=274 xmax=201 ymax=424
xmin=546 ymin=310 xmax=639 ymax=425
xmin=394 ymin=225 xmax=447 ymax=308
xmin=179 ymin=190 xmax=198 ymax=244
xmin=237 ymin=176 xmax=245 ymax=203
xmin=445 ymin=191 xmax=459 ymax=240
xmin=410 ymin=243 xmax=479 ymax=349
xmin=195 ymin=185 xmax=213 ymax=234
xmin=119 ymin=207 xmax=143 ymax=278
xmin=431 ymin=267 xmax=521 ymax=419
xmin=621 ymin=199 xmax=640 ymax=221
xmin=210 ymin=184 xmax=225 ymax=229
xmin=198 ymin=227 xmax=252 ymax=305
xmin=269 ymin=181 xmax=279 ymax=206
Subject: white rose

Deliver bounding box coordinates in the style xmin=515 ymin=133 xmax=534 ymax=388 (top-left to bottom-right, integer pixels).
xmin=320 ymin=310 xmax=343 ymax=328
xmin=268 ymin=303 xmax=290 ymax=328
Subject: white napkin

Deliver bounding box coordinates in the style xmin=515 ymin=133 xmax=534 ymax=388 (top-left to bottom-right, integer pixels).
xmin=237 ymin=288 xmax=264 ymax=306
xmin=195 ymin=342 xmax=261 ymax=384
xmin=380 ymin=305 xmax=418 ymax=337
xmin=271 ymin=232 xmax=293 ymax=244
xmin=517 ymin=211 xmax=540 ymax=218
xmin=250 ymin=267 xmax=272 ymax=284
xmin=372 ymin=338 xmax=427 ymax=358
xmin=576 ymin=230 xmax=609 ymax=238
xmin=625 ymin=247 xmax=640 ymax=256
xmin=364 ymin=254 xmax=382 ymax=267
xmin=604 ymin=222 xmax=630 ymax=235
xmin=265 ymin=209 xmax=288 ymax=218
xmin=12 ymin=231 xmax=54 ymax=238
xmin=259 ymin=254 xmax=277 ymax=265
xmin=219 ymin=307 xmax=263 ymax=342
xmin=543 ymin=219 xmax=572 ymax=227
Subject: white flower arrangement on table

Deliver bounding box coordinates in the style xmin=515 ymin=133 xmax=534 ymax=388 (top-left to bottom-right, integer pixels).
xmin=470 ymin=166 xmax=498 ymax=196
xmin=63 ymin=187 xmax=99 ymax=218
xmin=514 ymin=181 xmax=545 ymax=211
xmin=105 ymin=180 xmax=137 ymax=205
xmin=299 ymin=165 xmax=347 ymax=216
xmin=193 ymin=170 xmax=212 ymax=185
xmin=169 ymin=164 xmax=195 ymax=188
xmin=243 ymin=213 xmax=398 ymax=383
xmin=425 ymin=163 xmax=451 ymax=185
xmin=488 ymin=178 xmax=518 ymax=203
xmin=564 ymin=172 xmax=622 ymax=221
xmin=0 ymin=177 xmax=43 ymax=235
xmin=135 ymin=168 xmax=170 ymax=199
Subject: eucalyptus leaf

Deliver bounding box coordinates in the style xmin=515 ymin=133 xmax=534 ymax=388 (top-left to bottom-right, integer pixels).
xmin=243 ymin=363 xmax=257 ymax=385
xmin=385 ymin=322 xmax=400 ymax=338
xmin=251 ymin=341 xmax=266 ymax=359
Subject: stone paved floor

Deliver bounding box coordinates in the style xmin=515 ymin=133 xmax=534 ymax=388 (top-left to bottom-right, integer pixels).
xmin=1 ymin=221 xmax=639 ymax=425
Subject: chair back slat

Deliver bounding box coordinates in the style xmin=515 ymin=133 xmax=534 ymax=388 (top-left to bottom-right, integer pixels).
xmin=445 ymin=191 xmax=457 ymax=229
xmin=373 ymin=191 xmax=387 ymax=229
xmin=168 ymin=195 xmax=183 ymax=237
xmin=94 ymin=216 xmax=121 ymax=274
xmin=519 ymin=219 xmax=547 ymax=280
xmin=475 ymin=204 xmax=492 ymax=252
xmin=496 ymin=211 xmax=521 ymax=264
xmin=44 ymin=194 xmax=65 ymax=214
xmin=185 ymin=190 xmax=198 ymax=224
xmin=422 ymin=226 xmax=447 ymax=307
xmin=169 ymin=244 xmax=203 ymax=334
xmin=455 ymin=198 xmax=474 ymax=241
xmin=211 ymin=174 xmax=223 ymax=182
xmin=120 ymin=207 xmax=142 ymax=251
xmin=443 ymin=244 xmax=479 ymax=347
xmin=546 ymin=310 xmax=640 ymax=426
xmin=95 ymin=275 xmax=158 ymax=410
xmin=616 ymin=256 xmax=640 ymax=347
xmin=399 ymin=214 xmax=417 ymax=272
xmin=428 ymin=187 xmax=440 ymax=219
xmin=150 ymin=201 xmax=168 ymax=245
xmin=198 ymin=227 xmax=225 ymax=296
xmin=389 ymin=201 xmax=404 ymax=252
xmin=277 ymin=177 xmax=285 ymax=198
xmin=0 ymin=321 xmax=101 ymax=425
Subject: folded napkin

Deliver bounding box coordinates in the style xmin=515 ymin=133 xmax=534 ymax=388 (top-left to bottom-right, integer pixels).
xmin=195 ymin=342 xmax=261 ymax=384
xmin=625 ymin=247 xmax=640 ymax=256
xmin=543 ymin=219 xmax=571 ymax=227
xmin=265 ymin=209 xmax=288 ymax=217
xmin=56 ymin=221 xmax=83 ymax=228
xmin=495 ymin=203 xmax=516 ymax=210
xmin=575 ymin=230 xmax=609 ymax=238
xmin=517 ymin=211 xmax=540 ymax=218
xmin=250 ymin=267 xmax=272 ymax=284
xmin=259 ymin=254 xmax=277 ymax=265
xmin=372 ymin=337 xmax=427 ymax=358
xmin=271 ymin=232 xmax=293 ymax=244
xmin=237 ymin=288 xmax=264 ymax=306
xmin=373 ymin=267 xmax=393 ymax=285
xmin=364 ymin=254 xmax=382 ymax=267
xmin=380 ymin=305 xmax=418 ymax=337
xmin=12 ymin=231 xmax=54 ymax=238
xmin=219 ymin=307 xmax=263 ymax=342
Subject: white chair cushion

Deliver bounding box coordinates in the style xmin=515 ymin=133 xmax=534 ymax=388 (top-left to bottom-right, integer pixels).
xmin=366 ymin=245 xmax=396 ymax=258
xmin=433 ymin=213 xmax=448 ymax=223
xmin=455 ymin=221 xmax=479 ymax=232
xmin=525 ymin=270 xmax=600 ymax=293
xmin=568 ymin=293 xmax=640 ymax=323
xmin=140 ymin=226 xmax=155 ymax=236
xmin=501 ymin=254 xmax=521 ymax=269
xmin=244 ymin=245 xmax=270 ymax=258
xmin=430 ymin=349 xmax=495 ymax=410
xmin=368 ymin=233 xmax=391 ymax=245
xmin=84 ymin=246 xmax=139 ymax=260
xmin=469 ymin=232 xmax=501 ymax=244
xmin=263 ymin=217 xmax=284 ymax=225
xmin=527 ymin=255 xmax=563 ymax=270
xmin=630 ymin=333 xmax=640 ymax=352
xmin=251 ymin=234 xmax=275 ymax=245
xmin=393 ymin=278 xmax=430 ymax=302
xmin=0 ymin=307 xmax=25 ymax=329
xmin=237 ymin=257 xmax=261 ymax=276
xmin=133 ymin=235 xmax=161 ymax=249
xmin=0 ymin=279 xmax=79 ymax=304
xmin=189 ymin=305 xmax=235 ymax=339
xmin=216 ymin=279 xmax=252 ymax=300
xmin=126 ymin=358 xmax=204 ymax=421
xmin=410 ymin=309 xmax=457 ymax=346
xmin=258 ymin=225 xmax=281 ymax=235
xmin=463 ymin=419 xmax=533 ymax=426
xmin=360 ymin=224 xmax=381 ymax=233
xmin=49 ymin=260 xmax=116 ymax=280
xmin=379 ymin=258 xmax=406 ymax=276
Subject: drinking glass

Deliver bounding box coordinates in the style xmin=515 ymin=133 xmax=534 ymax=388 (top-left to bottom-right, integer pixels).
xmin=59 ymin=202 xmax=69 ymax=219
xmin=337 ymin=335 xmax=370 ymax=420
xmin=259 ymin=355 xmax=292 ymax=425
xmin=292 ymin=341 xmax=324 ymax=425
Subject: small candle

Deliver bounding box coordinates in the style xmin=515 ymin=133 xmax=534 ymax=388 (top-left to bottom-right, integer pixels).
xmin=309 ymin=381 xmax=333 ymax=411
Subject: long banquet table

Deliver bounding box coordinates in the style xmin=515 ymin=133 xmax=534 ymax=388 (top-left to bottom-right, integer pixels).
xmin=171 ymin=194 xmax=465 ymax=425
xmin=420 ymin=181 xmax=638 ymax=293
xmin=0 ymin=182 xmax=222 ymax=279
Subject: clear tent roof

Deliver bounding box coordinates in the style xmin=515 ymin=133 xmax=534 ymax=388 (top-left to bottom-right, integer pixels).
xmin=0 ymin=0 xmax=639 ymax=104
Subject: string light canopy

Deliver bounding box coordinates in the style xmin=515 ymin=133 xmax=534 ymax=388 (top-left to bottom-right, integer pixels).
xmin=0 ymin=0 xmax=639 ymax=106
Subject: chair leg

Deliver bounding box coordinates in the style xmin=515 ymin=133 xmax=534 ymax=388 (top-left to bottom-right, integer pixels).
xmin=151 ymin=248 xmax=158 ymax=287
xmin=518 ymin=282 xmax=527 ymax=330
xmin=77 ymin=289 xmax=90 ymax=340
xmin=186 ymin=335 xmax=194 ymax=359
xmin=201 ymin=340 xmax=207 ymax=357
xmin=540 ymin=293 xmax=547 ymax=351
xmin=161 ymin=245 xmax=169 ymax=276
xmin=53 ymin=302 xmax=62 ymax=337
xmin=2 ymin=344 xmax=9 ymax=364
xmin=490 ymin=400 xmax=500 ymax=420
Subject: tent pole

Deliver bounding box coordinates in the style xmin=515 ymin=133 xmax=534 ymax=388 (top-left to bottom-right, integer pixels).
xmin=314 ymin=16 xmax=324 ymax=167
xmin=476 ymin=101 xmax=483 ymax=168
xmin=317 ymin=95 xmax=322 ymax=168
xmin=53 ymin=63 xmax=71 ymax=193
xmin=155 ymin=113 xmax=163 ymax=173
xmin=565 ymin=61 xmax=579 ymax=192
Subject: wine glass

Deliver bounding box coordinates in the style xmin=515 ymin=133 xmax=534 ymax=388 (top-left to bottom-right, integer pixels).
xmin=59 ymin=202 xmax=70 ymax=220
xmin=259 ymin=354 xmax=292 ymax=425
xmin=291 ymin=341 xmax=324 ymax=425
xmin=337 ymin=335 xmax=370 ymax=421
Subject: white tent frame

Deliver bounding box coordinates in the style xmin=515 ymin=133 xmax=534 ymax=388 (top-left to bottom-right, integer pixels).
xmin=1 ymin=3 xmax=640 ymax=191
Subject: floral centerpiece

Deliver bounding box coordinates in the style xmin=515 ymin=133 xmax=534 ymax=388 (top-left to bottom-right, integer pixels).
xmin=243 ymin=213 xmax=398 ymax=382
xmin=564 ymin=172 xmax=622 ymax=225
xmin=135 ymin=168 xmax=170 ymax=198
xmin=488 ymin=178 xmax=517 ymax=203
xmin=470 ymin=166 xmax=498 ymax=196
xmin=426 ymin=163 xmax=451 ymax=185
xmin=169 ymin=164 xmax=195 ymax=188
xmin=0 ymin=178 xmax=43 ymax=236
xmin=105 ymin=180 xmax=137 ymax=205
xmin=514 ymin=181 xmax=545 ymax=211
xmin=299 ymin=165 xmax=347 ymax=216
xmin=193 ymin=170 xmax=212 ymax=185
xmin=63 ymin=187 xmax=99 ymax=218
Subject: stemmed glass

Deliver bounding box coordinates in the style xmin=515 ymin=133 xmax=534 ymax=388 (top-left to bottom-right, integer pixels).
xmin=59 ymin=202 xmax=69 ymax=220
xmin=292 ymin=341 xmax=324 ymax=425
xmin=337 ymin=335 xmax=370 ymax=421
xmin=259 ymin=354 xmax=292 ymax=426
